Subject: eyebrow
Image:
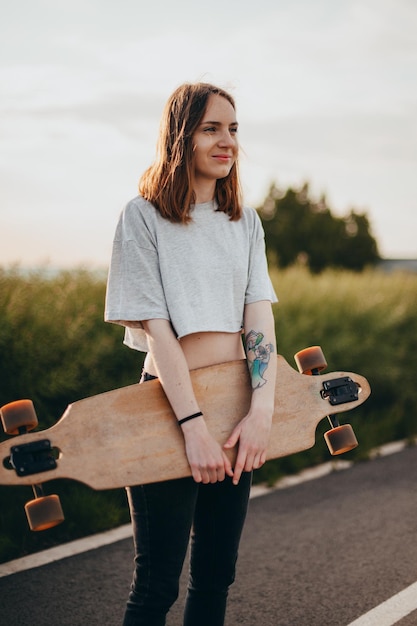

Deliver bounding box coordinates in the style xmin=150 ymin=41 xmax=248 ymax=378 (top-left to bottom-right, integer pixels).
xmin=200 ymin=120 xmax=239 ymax=127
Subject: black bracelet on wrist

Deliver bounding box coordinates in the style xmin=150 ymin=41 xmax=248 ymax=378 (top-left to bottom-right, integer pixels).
xmin=178 ymin=411 xmax=203 ymax=426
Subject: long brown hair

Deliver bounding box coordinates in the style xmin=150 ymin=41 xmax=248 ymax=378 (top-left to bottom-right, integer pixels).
xmin=139 ymin=82 xmax=242 ymax=223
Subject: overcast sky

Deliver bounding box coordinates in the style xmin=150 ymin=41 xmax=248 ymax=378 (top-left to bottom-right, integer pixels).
xmin=1 ymin=0 xmax=416 ymax=268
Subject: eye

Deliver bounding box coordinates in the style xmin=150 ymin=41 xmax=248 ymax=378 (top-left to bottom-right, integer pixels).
xmin=203 ymin=126 xmax=216 ymax=133
xmin=230 ymin=126 xmax=238 ymax=135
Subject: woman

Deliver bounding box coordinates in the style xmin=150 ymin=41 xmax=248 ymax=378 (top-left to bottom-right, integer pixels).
xmin=105 ymin=82 xmax=278 ymax=626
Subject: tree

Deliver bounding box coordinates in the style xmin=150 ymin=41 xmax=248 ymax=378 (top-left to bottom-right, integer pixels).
xmin=258 ymin=182 xmax=380 ymax=272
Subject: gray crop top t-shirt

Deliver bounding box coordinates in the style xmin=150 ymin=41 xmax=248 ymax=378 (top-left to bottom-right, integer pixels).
xmin=105 ymin=195 xmax=278 ymax=352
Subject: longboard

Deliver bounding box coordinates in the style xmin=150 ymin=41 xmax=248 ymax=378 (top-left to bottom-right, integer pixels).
xmin=0 ymin=349 xmax=371 ymax=530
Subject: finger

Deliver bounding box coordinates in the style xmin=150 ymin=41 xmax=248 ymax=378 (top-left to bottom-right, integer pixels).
xmin=195 ymin=464 xmax=217 ymax=485
xmin=222 ymin=453 xmax=234 ymax=478
xmin=208 ymin=460 xmax=224 ymax=483
xmin=253 ymin=453 xmax=264 ymax=470
xmin=233 ymin=464 xmax=245 ymax=485
xmin=201 ymin=471 xmax=213 ymax=485
xmin=258 ymin=450 xmax=267 ymax=467
xmin=224 ymin=426 xmax=241 ymax=450
xmin=216 ymin=466 xmax=226 ymax=482
xmin=232 ymin=452 xmax=247 ymax=485
xmin=253 ymin=448 xmax=267 ymax=469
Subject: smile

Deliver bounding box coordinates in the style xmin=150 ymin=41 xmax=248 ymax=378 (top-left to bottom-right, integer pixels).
xmin=212 ymin=155 xmax=232 ymax=162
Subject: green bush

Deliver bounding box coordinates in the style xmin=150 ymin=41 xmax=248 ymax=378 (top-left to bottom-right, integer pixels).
xmin=0 ymin=265 xmax=415 ymax=562
xmin=0 ymin=268 xmax=141 ymax=419
xmin=0 ymin=268 xmax=141 ymax=562
xmin=253 ymin=265 xmax=417 ymax=484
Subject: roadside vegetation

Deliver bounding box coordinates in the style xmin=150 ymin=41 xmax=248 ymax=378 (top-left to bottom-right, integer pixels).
xmin=0 ymin=264 xmax=415 ymax=563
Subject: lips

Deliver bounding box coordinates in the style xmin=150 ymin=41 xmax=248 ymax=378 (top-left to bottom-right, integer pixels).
xmin=213 ymin=155 xmax=232 ymax=162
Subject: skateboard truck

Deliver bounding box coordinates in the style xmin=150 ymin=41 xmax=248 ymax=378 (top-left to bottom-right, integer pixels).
xmin=9 ymin=440 xmax=57 ymax=477
xmin=320 ymin=376 xmax=359 ymax=429
xmin=1 ymin=400 xmax=65 ymax=531
xmin=320 ymin=377 xmax=359 ymax=406
xmin=294 ymin=347 xmax=359 ymax=455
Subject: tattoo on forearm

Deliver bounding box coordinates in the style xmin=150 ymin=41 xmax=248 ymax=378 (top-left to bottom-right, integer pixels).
xmin=245 ymin=330 xmax=274 ymax=389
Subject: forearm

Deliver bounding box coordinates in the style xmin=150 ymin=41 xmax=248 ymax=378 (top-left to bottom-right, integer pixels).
xmin=141 ymin=320 xmax=200 ymax=421
xmin=223 ymin=301 xmax=277 ymax=483
xmin=142 ymin=319 xmax=233 ymax=483
xmin=243 ymin=301 xmax=277 ymax=415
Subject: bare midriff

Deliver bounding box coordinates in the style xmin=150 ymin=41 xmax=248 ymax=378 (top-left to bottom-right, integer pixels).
xmin=143 ymin=331 xmax=246 ymax=376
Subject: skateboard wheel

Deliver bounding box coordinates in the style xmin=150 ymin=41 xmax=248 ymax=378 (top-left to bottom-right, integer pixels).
xmin=324 ymin=424 xmax=358 ymax=455
xmin=25 ymin=494 xmax=65 ymax=531
xmin=294 ymin=346 xmax=327 ymax=375
xmin=0 ymin=400 xmax=38 ymax=435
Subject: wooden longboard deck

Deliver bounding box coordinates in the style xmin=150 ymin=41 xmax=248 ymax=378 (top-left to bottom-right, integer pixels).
xmin=0 ymin=357 xmax=370 ymax=490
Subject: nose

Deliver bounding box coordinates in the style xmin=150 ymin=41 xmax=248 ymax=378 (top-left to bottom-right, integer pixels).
xmin=217 ymin=129 xmax=236 ymax=148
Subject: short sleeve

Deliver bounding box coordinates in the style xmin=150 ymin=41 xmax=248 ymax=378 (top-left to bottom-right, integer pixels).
xmin=104 ymin=203 xmax=170 ymax=328
xmin=245 ymin=211 xmax=278 ymax=304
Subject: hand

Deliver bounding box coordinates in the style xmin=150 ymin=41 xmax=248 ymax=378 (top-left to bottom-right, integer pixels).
xmin=181 ymin=417 xmax=234 ymax=484
xmin=224 ymin=410 xmax=272 ymax=485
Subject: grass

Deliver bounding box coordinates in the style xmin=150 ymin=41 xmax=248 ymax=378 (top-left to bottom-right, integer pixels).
xmin=0 ymin=264 xmax=415 ymax=561
xmin=253 ymin=265 xmax=417 ymax=482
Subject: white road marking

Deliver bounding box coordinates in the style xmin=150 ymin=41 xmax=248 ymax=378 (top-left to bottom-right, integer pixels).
xmin=346 ymin=581 xmax=417 ymax=626
xmin=0 ymin=524 xmax=132 ymax=577
xmin=0 ymin=460 xmax=353 ymax=578
xmin=0 ymin=440 xmax=410 ymax=581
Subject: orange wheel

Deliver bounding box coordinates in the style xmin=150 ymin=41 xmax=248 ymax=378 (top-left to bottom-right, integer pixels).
xmin=294 ymin=346 xmax=327 ymax=375
xmin=324 ymin=424 xmax=358 ymax=455
xmin=25 ymin=495 xmax=65 ymax=531
xmin=0 ymin=400 xmax=38 ymax=435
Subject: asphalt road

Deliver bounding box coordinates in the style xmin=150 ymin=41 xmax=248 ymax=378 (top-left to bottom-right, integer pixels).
xmin=1 ymin=446 xmax=416 ymax=626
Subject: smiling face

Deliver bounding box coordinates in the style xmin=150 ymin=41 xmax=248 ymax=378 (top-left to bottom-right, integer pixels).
xmin=192 ymin=94 xmax=239 ymax=202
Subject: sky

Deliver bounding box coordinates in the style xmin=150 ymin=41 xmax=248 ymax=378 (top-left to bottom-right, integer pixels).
xmin=1 ymin=0 xmax=416 ymax=268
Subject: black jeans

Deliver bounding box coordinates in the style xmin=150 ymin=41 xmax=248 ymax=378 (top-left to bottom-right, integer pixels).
xmin=122 ymin=375 xmax=252 ymax=626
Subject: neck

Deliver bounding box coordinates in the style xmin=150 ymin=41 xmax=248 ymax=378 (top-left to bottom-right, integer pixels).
xmin=193 ymin=180 xmax=216 ymax=204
